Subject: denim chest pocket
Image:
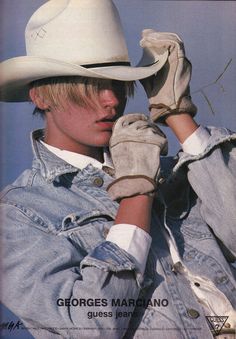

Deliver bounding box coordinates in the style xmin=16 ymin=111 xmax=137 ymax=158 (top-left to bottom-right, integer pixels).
xmin=179 ymin=215 xmax=214 ymax=240
xmin=58 ymin=210 xmax=114 ymax=253
xmin=165 ymin=214 xmax=214 ymax=243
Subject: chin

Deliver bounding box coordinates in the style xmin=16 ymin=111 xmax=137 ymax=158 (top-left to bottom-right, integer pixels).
xmin=94 ymin=133 xmax=111 ymax=147
xmin=97 ymin=141 xmax=110 ymax=148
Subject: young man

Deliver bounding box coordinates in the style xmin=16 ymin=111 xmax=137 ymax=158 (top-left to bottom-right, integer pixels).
xmin=0 ymin=1 xmax=235 ymax=338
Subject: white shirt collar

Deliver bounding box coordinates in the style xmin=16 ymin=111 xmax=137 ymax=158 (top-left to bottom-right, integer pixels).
xmin=40 ymin=140 xmax=114 ymax=170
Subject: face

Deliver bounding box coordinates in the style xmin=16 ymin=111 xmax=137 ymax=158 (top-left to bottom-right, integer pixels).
xmin=37 ymin=81 xmax=127 ymax=156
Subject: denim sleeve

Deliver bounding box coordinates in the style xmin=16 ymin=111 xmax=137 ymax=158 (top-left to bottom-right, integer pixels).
xmin=174 ymin=126 xmax=236 ymax=257
xmin=1 ymin=204 xmax=142 ymax=339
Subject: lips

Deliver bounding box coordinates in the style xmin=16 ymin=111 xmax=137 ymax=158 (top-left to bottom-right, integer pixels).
xmin=96 ymin=119 xmax=114 ymax=130
xmin=96 ymin=116 xmax=118 ymax=130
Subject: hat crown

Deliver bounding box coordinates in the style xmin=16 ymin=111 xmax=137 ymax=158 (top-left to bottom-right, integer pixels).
xmin=25 ymin=0 xmax=129 ymax=65
xmin=0 ymin=0 xmax=169 ymax=102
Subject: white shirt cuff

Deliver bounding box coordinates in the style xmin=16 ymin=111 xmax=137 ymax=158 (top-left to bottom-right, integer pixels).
xmin=106 ymin=224 xmax=152 ymax=275
xmin=181 ymin=126 xmax=210 ymax=155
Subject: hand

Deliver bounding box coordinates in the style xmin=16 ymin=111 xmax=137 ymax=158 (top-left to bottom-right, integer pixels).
xmin=107 ymin=113 xmax=168 ymax=201
xmin=140 ymin=29 xmax=197 ymax=124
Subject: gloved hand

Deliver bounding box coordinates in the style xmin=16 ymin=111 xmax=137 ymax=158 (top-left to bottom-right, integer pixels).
xmin=140 ymin=29 xmax=197 ymax=124
xmin=107 ymin=113 xmax=168 ymax=201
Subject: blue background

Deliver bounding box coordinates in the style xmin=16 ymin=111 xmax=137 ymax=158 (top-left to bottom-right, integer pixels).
xmin=0 ymin=1 xmax=236 ymax=338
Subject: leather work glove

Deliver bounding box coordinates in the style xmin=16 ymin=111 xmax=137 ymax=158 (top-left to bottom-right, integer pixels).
xmin=140 ymin=29 xmax=197 ymax=124
xmin=107 ymin=113 xmax=168 ymax=201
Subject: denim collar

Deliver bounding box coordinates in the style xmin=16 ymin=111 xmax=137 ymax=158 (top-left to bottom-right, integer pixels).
xmin=31 ymin=129 xmax=80 ymax=182
xmin=31 ymin=129 xmax=179 ymax=184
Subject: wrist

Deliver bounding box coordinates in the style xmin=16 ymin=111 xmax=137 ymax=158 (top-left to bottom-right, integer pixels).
xmin=165 ymin=113 xmax=199 ymax=144
xmin=115 ymin=194 xmax=154 ymax=233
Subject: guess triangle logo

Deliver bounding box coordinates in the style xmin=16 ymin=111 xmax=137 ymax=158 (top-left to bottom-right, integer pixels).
xmin=206 ymin=316 xmax=228 ymax=336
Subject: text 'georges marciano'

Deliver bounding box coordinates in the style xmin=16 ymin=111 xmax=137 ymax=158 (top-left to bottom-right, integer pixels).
xmin=57 ymin=298 xmax=169 ymax=319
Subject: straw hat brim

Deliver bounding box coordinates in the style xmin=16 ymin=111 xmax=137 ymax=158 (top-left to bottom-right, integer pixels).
xmin=0 ymin=51 xmax=168 ymax=102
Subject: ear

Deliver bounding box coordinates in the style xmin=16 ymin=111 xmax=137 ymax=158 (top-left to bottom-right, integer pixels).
xmin=29 ymin=88 xmax=50 ymax=111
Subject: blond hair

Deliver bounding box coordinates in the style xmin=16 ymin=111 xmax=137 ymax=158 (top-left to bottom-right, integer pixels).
xmin=30 ymin=76 xmax=135 ymax=115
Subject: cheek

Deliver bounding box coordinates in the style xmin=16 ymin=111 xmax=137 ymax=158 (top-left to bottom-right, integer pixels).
xmin=57 ymin=110 xmax=88 ymax=129
xmin=64 ymin=113 xmax=97 ymax=141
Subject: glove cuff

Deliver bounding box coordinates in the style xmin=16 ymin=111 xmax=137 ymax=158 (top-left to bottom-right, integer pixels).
xmin=107 ymin=175 xmax=157 ymax=201
xmin=150 ymin=96 xmax=197 ymax=125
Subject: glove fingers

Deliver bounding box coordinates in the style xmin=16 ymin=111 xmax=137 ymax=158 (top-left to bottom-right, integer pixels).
xmin=113 ymin=113 xmax=147 ymax=130
xmin=113 ymin=114 xmax=166 ymax=137
xmin=117 ymin=113 xmax=147 ymax=124
xmin=141 ymin=30 xmax=183 ymax=44
xmin=149 ymin=122 xmax=166 ymax=138
xmin=111 ymin=114 xmax=168 ymax=155
xmin=140 ymin=31 xmax=184 ymax=58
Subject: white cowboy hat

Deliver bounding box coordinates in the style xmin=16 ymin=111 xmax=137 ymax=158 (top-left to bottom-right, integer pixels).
xmin=0 ymin=0 xmax=168 ymax=102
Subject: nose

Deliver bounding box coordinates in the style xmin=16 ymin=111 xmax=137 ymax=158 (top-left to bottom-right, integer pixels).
xmin=99 ymin=89 xmax=120 ymax=110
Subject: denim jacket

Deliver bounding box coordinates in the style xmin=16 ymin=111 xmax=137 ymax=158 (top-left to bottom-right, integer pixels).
xmin=1 ymin=126 xmax=236 ymax=339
